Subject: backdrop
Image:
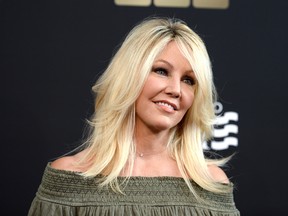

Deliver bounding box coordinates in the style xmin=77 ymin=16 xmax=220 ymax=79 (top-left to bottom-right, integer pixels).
xmin=2 ymin=0 xmax=288 ymax=215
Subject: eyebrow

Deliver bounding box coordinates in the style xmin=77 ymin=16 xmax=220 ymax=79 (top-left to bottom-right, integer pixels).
xmin=154 ymin=59 xmax=173 ymax=67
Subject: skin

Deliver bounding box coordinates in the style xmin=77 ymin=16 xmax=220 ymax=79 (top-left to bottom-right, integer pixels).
xmin=130 ymin=41 xmax=196 ymax=177
xmin=51 ymin=41 xmax=229 ymax=183
xmin=135 ymin=41 xmax=196 ymax=135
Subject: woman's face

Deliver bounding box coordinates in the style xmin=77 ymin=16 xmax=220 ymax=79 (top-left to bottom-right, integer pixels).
xmin=135 ymin=41 xmax=196 ymax=133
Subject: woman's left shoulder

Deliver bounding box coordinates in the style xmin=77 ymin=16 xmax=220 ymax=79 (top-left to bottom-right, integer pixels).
xmin=208 ymin=165 xmax=230 ymax=184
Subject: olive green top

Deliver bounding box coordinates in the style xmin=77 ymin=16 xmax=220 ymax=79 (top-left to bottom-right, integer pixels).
xmin=28 ymin=163 xmax=240 ymax=216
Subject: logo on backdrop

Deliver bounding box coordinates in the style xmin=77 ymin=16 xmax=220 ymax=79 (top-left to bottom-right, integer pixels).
xmin=203 ymin=101 xmax=239 ymax=151
xmin=114 ymin=0 xmax=229 ymax=9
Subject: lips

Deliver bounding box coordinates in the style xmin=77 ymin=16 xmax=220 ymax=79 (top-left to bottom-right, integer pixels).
xmin=154 ymin=101 xmax=178 ymax=111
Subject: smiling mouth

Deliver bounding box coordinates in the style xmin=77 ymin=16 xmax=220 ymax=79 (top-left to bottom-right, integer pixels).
xmin=154 ymin=101 xmax=177 ymax=111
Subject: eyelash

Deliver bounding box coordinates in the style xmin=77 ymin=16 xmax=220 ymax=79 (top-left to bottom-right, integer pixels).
xmin=154 ymin=67 xmax=168 ymax=76
xmin=183 ymin=76 xmax=195 ymax=86
xmin=153 ymin=67 xmax=195 ymax=86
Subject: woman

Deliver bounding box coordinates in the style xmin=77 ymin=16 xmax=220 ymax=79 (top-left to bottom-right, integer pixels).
xmin=28 ymin=17 xmax=240 ymax=215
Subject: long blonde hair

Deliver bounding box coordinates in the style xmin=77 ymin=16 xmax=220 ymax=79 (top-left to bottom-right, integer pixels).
xmin=76 ymin=16 xmax=230 ymax=196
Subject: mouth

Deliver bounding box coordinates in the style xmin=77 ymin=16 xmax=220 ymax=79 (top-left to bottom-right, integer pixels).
xmin=154 ymin=101 xmax=178 ymax=111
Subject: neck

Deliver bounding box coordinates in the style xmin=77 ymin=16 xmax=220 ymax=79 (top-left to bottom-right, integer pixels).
xmin=136 ymin=146 xmax=168 ymax=158
xmin=134 ymin=127 xmax=170 ymax=158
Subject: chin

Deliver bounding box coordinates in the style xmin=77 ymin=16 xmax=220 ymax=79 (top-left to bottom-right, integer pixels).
xmin=151 ymin=122 xmax=177 ymax=132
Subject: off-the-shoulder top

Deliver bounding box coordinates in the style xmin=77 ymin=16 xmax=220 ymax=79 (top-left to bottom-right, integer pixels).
xmin=28 ymin=163 xmax=240 ymax=216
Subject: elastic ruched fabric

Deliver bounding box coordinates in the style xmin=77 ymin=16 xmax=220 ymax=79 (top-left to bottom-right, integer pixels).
xmin=28 ymin=163 xmax=240 ymax=216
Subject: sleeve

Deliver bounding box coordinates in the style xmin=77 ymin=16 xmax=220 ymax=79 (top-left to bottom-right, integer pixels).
xmin=27 ymin=196 xmax=76 ymax=216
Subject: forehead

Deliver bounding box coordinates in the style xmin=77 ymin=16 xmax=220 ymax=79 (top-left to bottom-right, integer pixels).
xmin=154 ymin=41 xmax=193 ymax=72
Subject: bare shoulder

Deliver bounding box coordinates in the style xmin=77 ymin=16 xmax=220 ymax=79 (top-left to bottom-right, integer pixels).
xmin=50 ymin=150 xmax=87 ymax=172
xmin=208 ymin=164 xmax=230 ymax=184
xmin=50 ymin=156 xmax=76 ymax=171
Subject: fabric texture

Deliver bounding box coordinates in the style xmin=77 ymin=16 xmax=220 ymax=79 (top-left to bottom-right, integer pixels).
xmin=28 ymin=163 xmax=240 ymax=216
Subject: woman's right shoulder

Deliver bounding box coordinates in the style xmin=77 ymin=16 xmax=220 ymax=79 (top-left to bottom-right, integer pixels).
xmin=50 ymin=150 xmax=88 ymax=172
xmin=50 ymin=156 xmax=76 ymax=171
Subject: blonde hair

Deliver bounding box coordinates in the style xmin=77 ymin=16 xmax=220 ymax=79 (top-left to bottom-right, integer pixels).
xmin=76 ymin=16 xmax=230 ymax=197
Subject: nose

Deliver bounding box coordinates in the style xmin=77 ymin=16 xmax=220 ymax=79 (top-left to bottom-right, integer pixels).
xmin=164 ymin=77 xmax=181 ymax=98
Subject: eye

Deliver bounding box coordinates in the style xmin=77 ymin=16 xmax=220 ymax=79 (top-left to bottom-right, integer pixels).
xmin=183 ymin=76 xmax=195 ymax=86
xmin=153 ymin=67 xmax=168 ymax=76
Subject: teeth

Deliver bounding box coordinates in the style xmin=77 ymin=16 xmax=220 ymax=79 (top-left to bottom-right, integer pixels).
xmin=156 ymin=102 xmax=175 ymax=110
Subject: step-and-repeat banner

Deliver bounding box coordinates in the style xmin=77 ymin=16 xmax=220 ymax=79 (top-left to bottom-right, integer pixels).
xmin=2 ymin=0 xmax=288 ymax=215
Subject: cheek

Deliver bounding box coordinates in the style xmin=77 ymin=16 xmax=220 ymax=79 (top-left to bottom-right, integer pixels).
xmin=140 ymin=76 xmax=160 ymax=97
xmin=182 ymin=90 xmax=195 ymax=111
